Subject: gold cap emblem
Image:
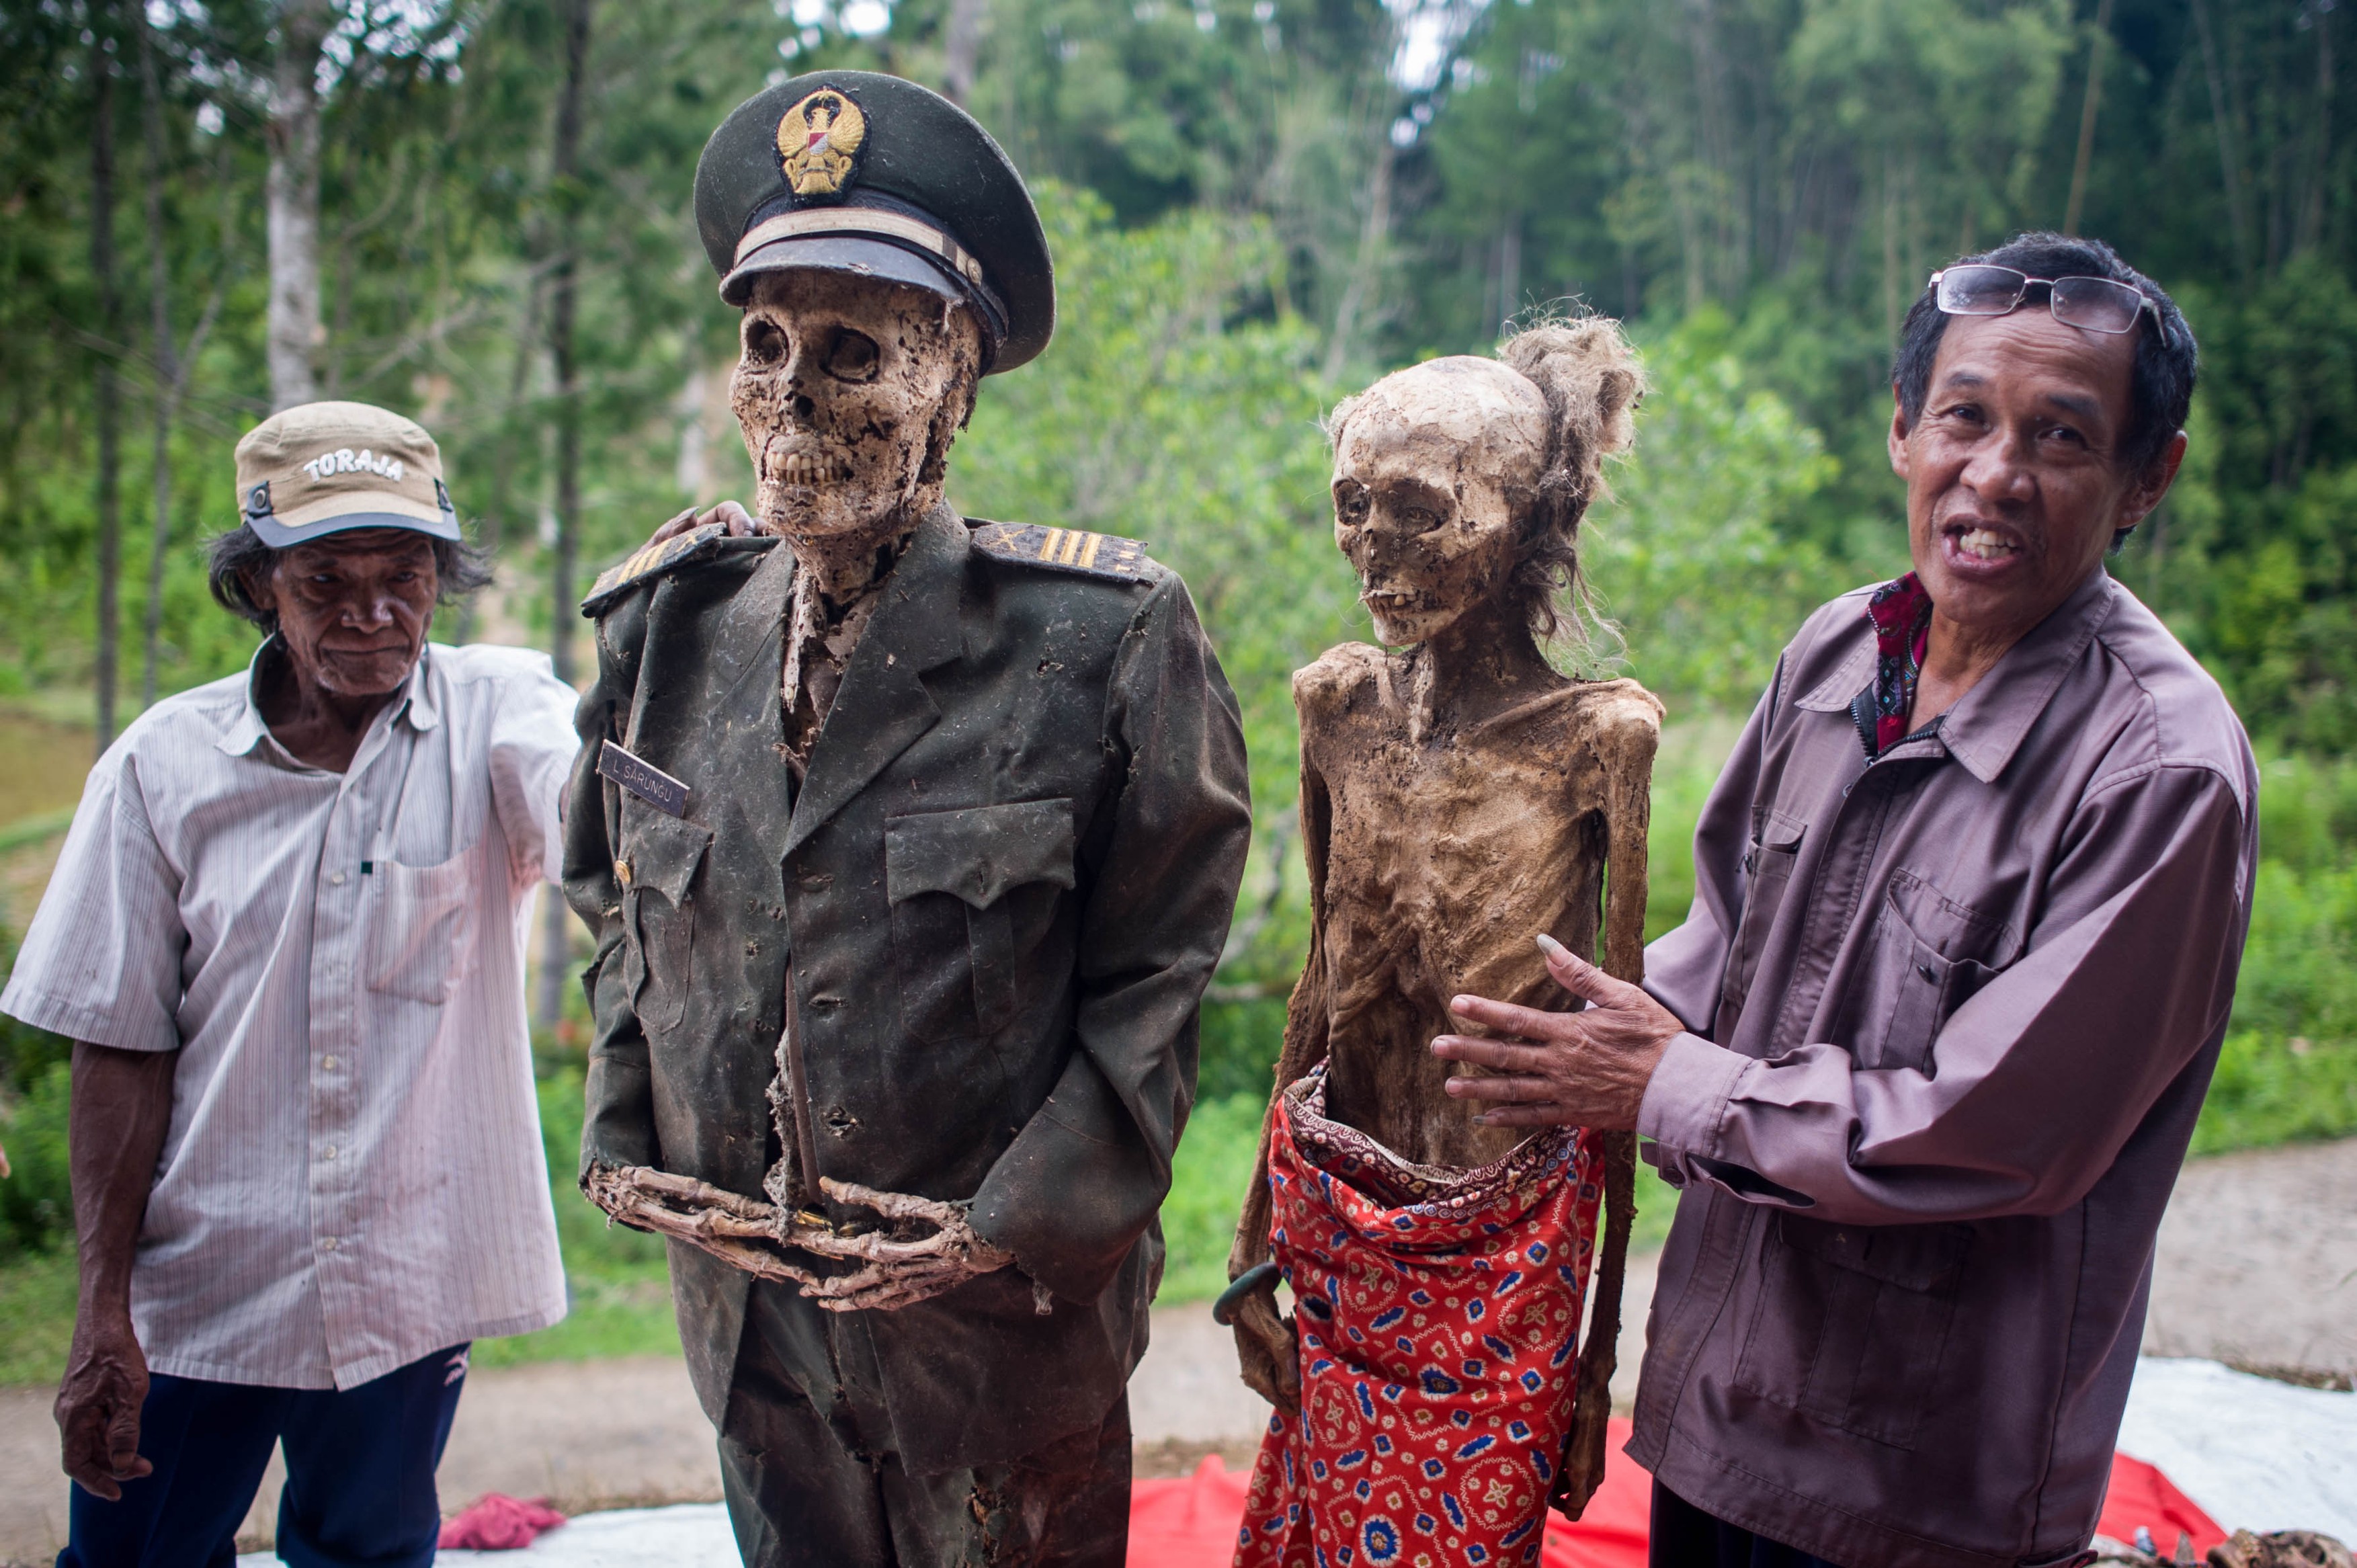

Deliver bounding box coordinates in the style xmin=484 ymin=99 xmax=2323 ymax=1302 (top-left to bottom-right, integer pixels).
xmin=776 ymin=89 xmax=867 ymax=199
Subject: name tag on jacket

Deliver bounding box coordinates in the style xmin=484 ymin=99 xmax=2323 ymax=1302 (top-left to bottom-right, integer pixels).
xmin=598 ymin=741 xmax=690 ymax=819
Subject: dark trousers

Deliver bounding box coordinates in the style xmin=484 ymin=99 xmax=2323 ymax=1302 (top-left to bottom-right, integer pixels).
xmin=718 ymin=1282 xmax=1130 ymax=1567
xmin=58 ymin=1344 xmax=470 ymax=1568
xmin=1650 ymin=1480 xmax=1849 ymax=1568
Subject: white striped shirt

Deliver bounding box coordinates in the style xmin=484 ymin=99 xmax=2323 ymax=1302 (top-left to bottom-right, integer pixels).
xmin=1 ymin=641 xmax=576 ymax=1389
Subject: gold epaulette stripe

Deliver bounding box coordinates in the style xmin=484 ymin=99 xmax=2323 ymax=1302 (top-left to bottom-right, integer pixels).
xmin=581 ymin=523 xmax=731 ymax=614
xmin=970 ymin=521 xmax=1156 ymax=584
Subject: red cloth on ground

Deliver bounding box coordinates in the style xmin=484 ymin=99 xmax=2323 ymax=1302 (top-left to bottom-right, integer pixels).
xmin=1130 ymin=1430 xmax=2224 ymax=1568
xmin=1233 ymin=1069 xmax=1602 ymax=1567
xmin=437 ymin=1492 xmax=567 ymax=1550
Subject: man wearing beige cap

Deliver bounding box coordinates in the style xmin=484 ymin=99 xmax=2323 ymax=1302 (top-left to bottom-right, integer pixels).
xmin=2 ymin=402 xmax=577 ymax=1567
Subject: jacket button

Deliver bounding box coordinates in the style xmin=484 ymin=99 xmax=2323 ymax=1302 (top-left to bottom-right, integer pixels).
xmin=1917 ymin=962 xmax=1938 ymax=983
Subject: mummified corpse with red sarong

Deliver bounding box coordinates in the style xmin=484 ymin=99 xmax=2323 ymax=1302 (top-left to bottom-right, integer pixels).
xmin=1235 ymin=1067 xmax=1603 ymax=1568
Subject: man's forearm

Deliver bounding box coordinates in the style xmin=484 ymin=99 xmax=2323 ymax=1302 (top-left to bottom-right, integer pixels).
xmin=69 ymin=1042 xmax=177 ymax=1317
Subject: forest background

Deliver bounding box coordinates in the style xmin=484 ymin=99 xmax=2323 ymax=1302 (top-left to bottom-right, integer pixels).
xmin=1 ymin=0 xmax=2354 ymax=1373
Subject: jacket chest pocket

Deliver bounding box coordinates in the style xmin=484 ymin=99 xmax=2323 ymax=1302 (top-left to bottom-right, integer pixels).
xmin=1835 ymin=870 xmax=2009 ymax=1075
xmin=364 ymin=850 xmax=479 ymax=1004
xmin=1714 ymin=807 xmax=1807 ymax=1038
xmin=884 ymin=799 xmax=1076 ymax=1044
xmin=1734 ymin=1211 xmax=1972 ymax=1450
xmin=620 ymin=808 xmax=712 ymax=1036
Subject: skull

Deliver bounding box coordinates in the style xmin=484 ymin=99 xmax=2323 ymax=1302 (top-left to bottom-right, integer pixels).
xmin=1329 ymin=357 xmax=1548 ymax=647
xmin=730 ymin=270 xmax=983 ymax=561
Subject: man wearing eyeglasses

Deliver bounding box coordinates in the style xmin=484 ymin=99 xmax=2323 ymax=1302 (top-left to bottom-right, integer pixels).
xmin=1432 ymin=233 xmax=2256 ymax=1568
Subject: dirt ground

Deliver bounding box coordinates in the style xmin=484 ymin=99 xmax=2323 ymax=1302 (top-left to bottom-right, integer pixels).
xmin=0 ymin=1135 xmax=2348 ymax=1563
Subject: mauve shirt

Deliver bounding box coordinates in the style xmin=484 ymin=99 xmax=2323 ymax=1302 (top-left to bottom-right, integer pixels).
xmin=1632 ymin=568 xmax=2257 ymax=1568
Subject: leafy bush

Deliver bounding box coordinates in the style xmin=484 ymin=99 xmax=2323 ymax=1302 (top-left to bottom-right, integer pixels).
xmin=0 ymin=1057 xmax=71 ymax=1257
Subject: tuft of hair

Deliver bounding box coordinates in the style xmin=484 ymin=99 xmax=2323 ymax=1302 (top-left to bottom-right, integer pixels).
xmin=1495 ymin=313 xmax=1646 ymax=648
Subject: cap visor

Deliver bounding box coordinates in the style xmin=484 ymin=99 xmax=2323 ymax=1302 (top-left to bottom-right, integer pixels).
xmin=720 ymin=233 xmax=967 ymax=308
xmin=248 ymin=507 xmax=461 ymax=550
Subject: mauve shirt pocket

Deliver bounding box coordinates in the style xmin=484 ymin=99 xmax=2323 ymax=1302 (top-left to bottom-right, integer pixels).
xmin=1836 ymin=869 xmax=2012 ymax=1075
xmin=1733 ymin=1212 xmax=1974 ymax=1450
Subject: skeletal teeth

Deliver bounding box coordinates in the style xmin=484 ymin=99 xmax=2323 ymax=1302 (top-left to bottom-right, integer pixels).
xmin=774 ymin=452 xmax=851 ymax=486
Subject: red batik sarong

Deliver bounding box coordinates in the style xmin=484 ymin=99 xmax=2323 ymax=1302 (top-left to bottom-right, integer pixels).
xmin=1234 ymin=1066 xmax=1602 ymax=1568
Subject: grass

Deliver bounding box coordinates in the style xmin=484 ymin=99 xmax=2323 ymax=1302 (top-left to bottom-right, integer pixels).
xmin=471 ymin=1069 xmax=680 ymax=1368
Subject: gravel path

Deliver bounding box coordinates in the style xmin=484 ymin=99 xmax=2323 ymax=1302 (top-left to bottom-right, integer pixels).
xmin=1 ymin=1137 xmax=2348 ymax=1563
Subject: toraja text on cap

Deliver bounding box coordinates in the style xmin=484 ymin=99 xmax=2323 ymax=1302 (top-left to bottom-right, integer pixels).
xmin=300 ymin=448 xmax=407 ymax=483
xmin=231 ymin=401 xmax=462 ymax=548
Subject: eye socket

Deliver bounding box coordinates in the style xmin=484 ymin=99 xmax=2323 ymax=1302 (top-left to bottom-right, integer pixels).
xmin=743 ymin=319 xmax=787 ymax=367
xmin=823 ymin=328 xmax=880 ymax=383
xmin=1401 ymin=505 xmax=1443 ymax=534
xmin=1334 ymin=486 xmax=1370 ymax=526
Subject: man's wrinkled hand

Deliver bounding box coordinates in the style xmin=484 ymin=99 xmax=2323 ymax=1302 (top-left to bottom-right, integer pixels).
xmin=1430 ymin=934 xmax=1682 ymax=1131
xmin=56 ymin=1312 xmax=151 ymax=1500
xmin=645 ymin=499 xmax=760 ymax=549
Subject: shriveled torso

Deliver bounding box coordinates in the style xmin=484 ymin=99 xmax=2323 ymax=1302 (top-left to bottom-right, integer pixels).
xmin=1297 ymin=642 xmax=1661 ymax=1168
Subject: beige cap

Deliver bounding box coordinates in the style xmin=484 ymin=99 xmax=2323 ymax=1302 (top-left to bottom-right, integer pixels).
xmin=233 ymin=401 xmax=461 ymax=548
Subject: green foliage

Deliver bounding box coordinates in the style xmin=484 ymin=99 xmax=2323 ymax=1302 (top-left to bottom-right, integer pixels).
xmin=1159 ymin=1091 xmax=1266 ymax=1302
xmin=0 ymin=1242 xmax=78 ymax=1387
xmin=0 ymin=1061 xmax=72 ymax=1259
xmin=1598 ymin=311 xmax=1850 ymax=715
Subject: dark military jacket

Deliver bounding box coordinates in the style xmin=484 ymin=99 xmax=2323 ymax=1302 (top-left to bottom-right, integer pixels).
xmin=561 ymin=505 xmax=1251 ymax=1474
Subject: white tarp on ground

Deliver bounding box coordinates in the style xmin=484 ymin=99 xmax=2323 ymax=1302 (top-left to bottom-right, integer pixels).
xmin=237 ymin=1357 xmax=2357 ymax=1567
xmin=2116 ymin=1357 xmax=2357 ymax=1542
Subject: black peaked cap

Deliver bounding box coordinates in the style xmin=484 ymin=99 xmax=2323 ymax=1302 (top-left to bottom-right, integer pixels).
xmin=694 ymin=71 xmax=1054 ymax=374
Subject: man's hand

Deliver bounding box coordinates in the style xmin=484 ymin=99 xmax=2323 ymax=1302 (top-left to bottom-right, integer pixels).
xmin=55 ymin=1311 xmax=151 ymax=1499
xmin=645 ymin=499 xmax=759 ymax=548
xmin=1431 ymin=934 xmax=1682 ymax=1131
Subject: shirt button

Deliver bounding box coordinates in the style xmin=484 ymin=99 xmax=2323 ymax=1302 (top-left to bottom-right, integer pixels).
xmin=322 ymin=1146 xmax=338 ymax=1160
xmin=1917 ymin=962 xmax=1939 ymax=983
xmin=321 ymin=1055 xmax=339 ymax=1071
xmin=320 ymin=1237 xmax=339 ymax=1251
xmin=329 ymin=871 xmax=347 ymax=886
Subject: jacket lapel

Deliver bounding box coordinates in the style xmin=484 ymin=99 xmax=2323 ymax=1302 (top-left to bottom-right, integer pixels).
xmin=782 ymin=507 xmax=970 ymax=862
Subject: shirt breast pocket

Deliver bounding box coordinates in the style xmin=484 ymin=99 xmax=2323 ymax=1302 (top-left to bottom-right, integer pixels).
xmin=620 ymin=807 xmax=712 ymax=1036
xmin=884 ymin=799 xmax=1077 ymax=1044
xmin=1714 ymin=807 xmax=1807 ymax=1038
xmin=365 ymin=852 xmax=479 ymax=1005
xmin=1840 ymin=870 xmax=2010 ymax=1075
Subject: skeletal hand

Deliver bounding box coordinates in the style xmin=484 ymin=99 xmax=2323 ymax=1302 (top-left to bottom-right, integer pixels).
xmin=584 ymin=1165 xmax=1013 ymax=1313
xmin=645 ymin=499 xmax=761 ymax=548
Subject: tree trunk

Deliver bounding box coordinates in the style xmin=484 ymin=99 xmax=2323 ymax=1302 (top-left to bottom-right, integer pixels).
xmin=138 ymin=10 xmax=174 ymax=710
xmin=1323 ymin=132 xmax=1393 ymax=384
xmin=2061 ymin=0 xmax=2114 ymax=237
xmin=90 ymin=15 xmax=122 ymax=757
xmin=942 ymin=0 xmax=986 ymax=106
xmin=266 ymin=0 xmax=329 ymax=411
xmin=540 ymin=0 xmax=593 ymax=1029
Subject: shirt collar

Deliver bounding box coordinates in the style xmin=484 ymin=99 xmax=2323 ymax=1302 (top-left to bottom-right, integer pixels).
xmin=215 ymin=638 xmax=438 ymax=759
xmin=1795 ymin=567 xmax=2118 ymax=784
xmin=1930 ymin=569 xmax=2115 ymax=784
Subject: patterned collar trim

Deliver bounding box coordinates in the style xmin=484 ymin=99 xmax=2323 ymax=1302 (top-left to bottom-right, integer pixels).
xmin=1852 ymin=572 xmax=1934 ymax=758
